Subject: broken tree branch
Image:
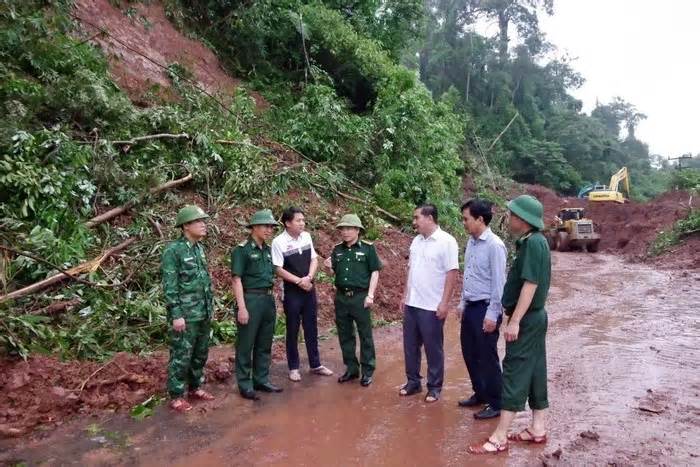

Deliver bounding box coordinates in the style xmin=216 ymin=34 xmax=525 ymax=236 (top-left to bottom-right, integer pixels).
xmin=30 ymin=299 xmax=83 ymax=316
xmin=85 ymin=174 xmax=192 ymax=228
xmin=0 ymin=237 xmax=137 ymax=303
xmin=309 ymin=182 xmax=401 ymax=222
xmin=111 ymin=133 xmax=191 ymax=146
xmin=486 ymin=111 xmax=519 ymax=154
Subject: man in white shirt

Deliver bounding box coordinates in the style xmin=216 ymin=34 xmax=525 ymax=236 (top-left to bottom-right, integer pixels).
xmin=399 ymin=204 xmax=459 ymax=403
xmin=271 ymin=207 xmax=333 ymax=382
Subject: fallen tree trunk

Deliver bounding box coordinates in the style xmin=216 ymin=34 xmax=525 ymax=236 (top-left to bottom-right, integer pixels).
xmin=0 ymin=237 xmax=137 ymax=303
xmin=111 ymin=133 xmax=191 ymax=146
xmin=309 ymin=182 xmax=401 ymax=222
xmin=85 ymin=174 xmax=192 ymax=228
xmin=30 ymin=299 xmax=83 ymax=316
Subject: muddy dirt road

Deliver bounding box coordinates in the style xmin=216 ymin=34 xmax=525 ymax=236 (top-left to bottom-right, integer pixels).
xmin=2 ymin=253 xmax=698 ymax=466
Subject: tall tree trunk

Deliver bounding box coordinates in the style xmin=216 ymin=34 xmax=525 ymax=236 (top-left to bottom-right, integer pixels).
xmin=498 ymin=10 xmax=509 ymax=65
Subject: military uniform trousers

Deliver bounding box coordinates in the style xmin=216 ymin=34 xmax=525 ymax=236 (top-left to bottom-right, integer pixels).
xmin=235 ymin=291 xmax=276 ymax=392
xmin=501 ymin=307 xmax=549 ymax=412
xmin=334 ymin=290 xmax=375 ymax=377
xmin=167 ymin=319 xmax=211 ymax=398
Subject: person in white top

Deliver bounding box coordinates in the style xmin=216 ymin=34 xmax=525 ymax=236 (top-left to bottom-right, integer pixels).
xmin=398 ymin=204 xmax=459 ymax=403
xmin=271 ymin=207 xmax=333 ymax=382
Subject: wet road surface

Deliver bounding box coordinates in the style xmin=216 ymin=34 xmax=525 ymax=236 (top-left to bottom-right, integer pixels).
xmin=2 ymin=253 xmax=699 ymax=465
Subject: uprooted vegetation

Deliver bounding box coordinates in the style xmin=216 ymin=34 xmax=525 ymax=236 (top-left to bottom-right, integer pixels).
xmin=1 ymin=0 xmax=698 ymax=440
xmin=0 ymin=0 xmax=475 ymax=362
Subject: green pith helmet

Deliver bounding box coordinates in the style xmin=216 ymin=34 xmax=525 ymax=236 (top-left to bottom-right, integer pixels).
xmin=336 ymin=213 xmax=364 ymax=230
xmin=507 ymin=195 xmax=544 ymax=230
xmin=247 ymin=209 xmax=278 ymax=227
xmin=175 ymin=205 xmax=209 ymax=227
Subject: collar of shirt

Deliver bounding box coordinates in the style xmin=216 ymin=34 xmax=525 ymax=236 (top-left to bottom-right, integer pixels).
xmin=283 ymin=229 xmax=303 ymax=242
xmin=419 ymin=226 xmax=442 ymax=241
xmin=470 ymin=227 xmax=492 ymax=244
xmin=248 ymin=236 xmax=269 ymax=250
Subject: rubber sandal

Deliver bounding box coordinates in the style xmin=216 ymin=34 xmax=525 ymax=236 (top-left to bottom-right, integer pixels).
xmin=399 ymin=384 xmax=421 ymax=396
xmin=189 ymin=389 xmax=215 ymax=401
xmin=507 ymin=428 xmax=547 ymax=444
xmin=468 ymin=438 xmax=508 ymax=455
xmin=169 ymin=398 xmax=192 ymax=413
xmin=424 ymin=390 xmax=440 ymax=403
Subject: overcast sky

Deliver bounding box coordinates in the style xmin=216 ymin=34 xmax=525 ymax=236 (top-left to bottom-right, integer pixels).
xmin=538 ymin=0 xmax=699 ymax=158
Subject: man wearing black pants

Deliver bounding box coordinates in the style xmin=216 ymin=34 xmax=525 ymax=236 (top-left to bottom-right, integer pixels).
xmin=457 ymin=199 xmax=507 ymax=419
xmin=272 ymin=207 xmax=333 ymax=382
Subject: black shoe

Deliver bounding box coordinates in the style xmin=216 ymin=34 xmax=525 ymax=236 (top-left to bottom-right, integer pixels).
xmin=254 ymin=382 xmax=283 ymax=393
xmin=360 ymin=375 xmax=373 ymax=387
xmin=474 ymin=405 xmax=501 ymax=420
xmin=338 ymin=372 xmax=359 ymax=383
xmin=458 ymin=395 xmax=483 ymax=407
xmin=239 ymin=389 xmax=260 ymax=400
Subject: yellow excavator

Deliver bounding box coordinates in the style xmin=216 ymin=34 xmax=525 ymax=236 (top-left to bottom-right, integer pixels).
xmin=588 ymin=167 xmax=630 ymax=203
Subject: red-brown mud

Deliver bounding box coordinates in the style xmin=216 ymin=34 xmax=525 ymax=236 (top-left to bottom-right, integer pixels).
xmin=524 ymin=184 xmax=699 ymax=267
xmin=2 ymin=253 xmax=698 ymax=465
xmin=72 ymin=0 xmax=267 ymax=109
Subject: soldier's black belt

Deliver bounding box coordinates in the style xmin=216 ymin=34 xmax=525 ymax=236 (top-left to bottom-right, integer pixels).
xmin=244 ymin=288 xmax=273 ymax=295
xmin=337 ymin=287 xmax=368 ymax=297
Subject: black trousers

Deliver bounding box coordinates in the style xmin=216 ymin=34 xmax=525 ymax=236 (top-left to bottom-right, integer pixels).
xmin=403 ymin=305 xmax=445 ymax=392
xmin=460 ymin=300 xmax=502 ymax=410
xmin=283 ymin=288 xmax=321 ymax=370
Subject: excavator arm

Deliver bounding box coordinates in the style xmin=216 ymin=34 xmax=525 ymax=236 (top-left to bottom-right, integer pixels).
xmin=608 ymin=167 xmax=630 ymax=196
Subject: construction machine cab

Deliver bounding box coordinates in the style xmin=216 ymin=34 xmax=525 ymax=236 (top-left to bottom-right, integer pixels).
xmin=546 ymin=207 xmax=600 ymax=253
xmin=559 ymin=208 xmax=585 ymax=222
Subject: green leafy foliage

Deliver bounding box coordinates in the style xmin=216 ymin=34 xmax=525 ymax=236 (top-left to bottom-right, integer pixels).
xmin=130 ymin=395 xmax=165 ymax=420
xmin=649 ymin=209 xmax=700 ymax=256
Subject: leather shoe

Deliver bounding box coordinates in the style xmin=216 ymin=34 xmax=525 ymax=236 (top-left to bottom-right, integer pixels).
xmin=360 ymin=375 xmax=372 ymax=387
xmin=474 ymin=405 xmax=501 ymax=420
xmin=338 ymin=372 xmax=359 ymax=383
xmin=254 ymin=382 xmax=283 ymax=393
xmin=239 ymin=389 xmax=260 ymax=401
xmin=458 ymin=395 xmax=483 ymax=407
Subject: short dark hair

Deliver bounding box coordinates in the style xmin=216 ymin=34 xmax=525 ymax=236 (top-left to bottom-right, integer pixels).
xmin=461 ymin=199 xmax=493 ymax=226
xmin=281 ymin=206 xmax=304 ymax=226
xmin=415 ymin=203 xmax=438 ymax=224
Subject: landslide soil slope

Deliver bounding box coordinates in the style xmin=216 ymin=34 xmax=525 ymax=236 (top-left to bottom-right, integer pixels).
xmin=3 ymin=0 xmax=697 ymax=443
xmin=524 ymin=184 xmax=699 ymax=269
xmin=2 ymin=254 xmax=698 ymax=466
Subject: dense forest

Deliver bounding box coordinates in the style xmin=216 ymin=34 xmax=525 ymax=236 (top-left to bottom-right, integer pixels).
xmin=0 ymin=0 xmax=697 ymax=359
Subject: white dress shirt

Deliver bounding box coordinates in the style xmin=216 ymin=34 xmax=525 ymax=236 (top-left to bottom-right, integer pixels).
xmin=405 ymin=227 xmax=459 ymax=311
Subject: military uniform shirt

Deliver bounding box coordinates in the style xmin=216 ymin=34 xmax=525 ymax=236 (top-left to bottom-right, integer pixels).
xmin=502 ymin=231 xmax=551 ymax=315
xmin=331 ymin=240 xmax=382 ymax=289
xmin=161 ymin=236 xmax=213 ymax=321
xmin=230 ymin=237 xmax=275 ymax=289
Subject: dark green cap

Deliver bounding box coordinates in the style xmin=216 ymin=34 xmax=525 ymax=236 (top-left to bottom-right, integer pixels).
xmin=507 ymin=195 xmax=544 ymax=230
xmin=175 ymin=205 xmax=209 ymax=227
xmin=336 ymin=213 xmax=364 ymax=230
xmin=247 ymin=209 xmax=278 ymax=227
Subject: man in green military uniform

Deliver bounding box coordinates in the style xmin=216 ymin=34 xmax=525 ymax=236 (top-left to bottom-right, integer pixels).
xmin=324 ymin=214 xmax=382 ymax=387
xmin=469 ymin=195 xmax=551 ymax=455
xmin=161 ymin=205 xmax=216 ymax=413
xmin=231 ymin=209 xmax=283 ymax=400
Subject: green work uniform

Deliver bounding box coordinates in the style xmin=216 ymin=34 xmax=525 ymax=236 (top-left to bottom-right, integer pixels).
xmin=230 ymin=237 xmax=277 ymax=392
xmin=161 ymin=236 xmax=214 ymax=398
xmin=331 ymin=239 xmax=382 ymax=378
xmin=500 ymin=231 xmax=551 ymax=412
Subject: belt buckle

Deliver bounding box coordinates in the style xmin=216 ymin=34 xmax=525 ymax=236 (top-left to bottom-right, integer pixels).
xmin=344 ymin=290 xmax=354 ymax=297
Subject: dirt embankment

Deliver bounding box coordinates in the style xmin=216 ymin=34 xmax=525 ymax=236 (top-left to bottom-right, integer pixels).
xmin=524 ymin=184 xmax=699 ymax=269
xmin=0 ymin=188 xmax=412 ymax=438
xmin=73 ymin=0 xmax=267 ymax=109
